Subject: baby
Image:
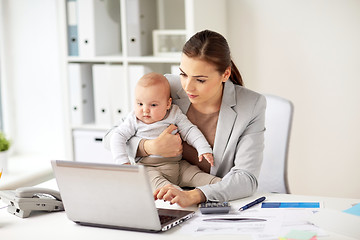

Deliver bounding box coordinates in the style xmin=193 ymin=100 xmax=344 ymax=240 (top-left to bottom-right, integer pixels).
xmin=110 ymin=72 xmax=220 ymax=190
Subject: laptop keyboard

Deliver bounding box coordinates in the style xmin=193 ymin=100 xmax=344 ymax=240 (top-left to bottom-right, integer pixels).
xmin=159 ymin=214 xmax=177 ymax=225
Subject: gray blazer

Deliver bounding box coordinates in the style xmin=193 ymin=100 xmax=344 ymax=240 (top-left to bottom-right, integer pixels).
xmin=104 ymin=74 xmax=266 ymax=202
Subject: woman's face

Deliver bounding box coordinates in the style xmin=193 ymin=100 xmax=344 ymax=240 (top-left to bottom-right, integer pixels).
xmin=179 ymin=54 xmax=230 ymax=108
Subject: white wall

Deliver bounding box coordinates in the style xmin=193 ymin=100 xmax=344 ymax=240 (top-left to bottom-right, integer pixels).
xmin=1 ymin=0 xmax=67 ymax=159
xmin=228 ymin=0 xmax=360 ymax=198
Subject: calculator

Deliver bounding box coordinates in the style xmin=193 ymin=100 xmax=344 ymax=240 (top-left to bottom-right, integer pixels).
xmin=199 ymin=201 xmax=231 ymax=214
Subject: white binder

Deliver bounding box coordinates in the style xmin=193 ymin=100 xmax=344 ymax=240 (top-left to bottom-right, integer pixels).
xmin=77 ymin=0 xmax=121 ymax=57
xmin=108 ymin=65 xmax=129 ymax=125
xmin=128 ymin=65 xmax=152 ymax=107
xmin=92 ymin=64 xmax=113 ymax=126
xmin=126 ymin=0 xmax=157 ymax=56
xmin=92 ymin=64 xmax=129 ymax=126
xmin=68 ymin=63 xmax=94 ymax=126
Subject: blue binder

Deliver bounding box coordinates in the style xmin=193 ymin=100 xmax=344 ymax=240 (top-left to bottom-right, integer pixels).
xmin=67 ymin=0 xmax=78 ymax=56
xmin=68 ymin=25 xmax=78 ymax=56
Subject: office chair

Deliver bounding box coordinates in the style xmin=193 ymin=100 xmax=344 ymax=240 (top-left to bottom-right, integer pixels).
xmin=257 ymin=94 xmax=294 ymax=194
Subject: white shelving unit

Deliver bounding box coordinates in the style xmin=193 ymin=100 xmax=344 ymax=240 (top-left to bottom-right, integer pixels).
xmin=58 ymin=0 xmax=227 ymax=162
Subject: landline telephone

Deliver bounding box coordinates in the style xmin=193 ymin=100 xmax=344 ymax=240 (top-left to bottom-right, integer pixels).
xmin=0 ymin=187 xmax=64 ymax=218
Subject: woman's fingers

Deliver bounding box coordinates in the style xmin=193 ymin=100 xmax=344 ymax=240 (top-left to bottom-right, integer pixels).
xmin=153 ymin=188 xmax=160 ymax=200
xmin=161 ymin=124 xmax=178 ymax=135
xmin=154 ymin=185 xmax=203 ymax=208
xmin=163 ymin=189 xmax=175 ymax=201
xmin=154 ymin=184 xmax=173 ymax=200
xmin=170 ymin=195 xmax=180 ymax=205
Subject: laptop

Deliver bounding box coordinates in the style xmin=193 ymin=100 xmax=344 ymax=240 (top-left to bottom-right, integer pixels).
xmin=51 ymin=160 xmax=195 ymax=232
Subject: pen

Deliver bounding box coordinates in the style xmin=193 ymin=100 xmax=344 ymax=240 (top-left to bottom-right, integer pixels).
xmin=238 ymin=196 xmax=266 ymax=211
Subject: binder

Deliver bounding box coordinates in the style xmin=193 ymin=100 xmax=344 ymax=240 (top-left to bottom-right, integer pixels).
xmin=126 ymin=0 xmax=157 ymax=56
xmin=77 ymin=0 xmax=121 ymax=57
xmin=67 ymin=0 xmax=78 ymax=56
xmin=108 ymin=65 xmax=129 ymax=125
xmin=92 ymin=64 xmax=129 ymax=126
xmin=92 ymin=64 xmax=113 ymax=126
xmin=128 ymin=65 xmax=152 ymax=108
xmin=68 ymin=63 xmax=94 ymax=125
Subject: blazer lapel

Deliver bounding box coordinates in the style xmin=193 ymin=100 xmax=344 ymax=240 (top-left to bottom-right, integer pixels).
xmin=211 ymin=81 xmax=237 ymax=175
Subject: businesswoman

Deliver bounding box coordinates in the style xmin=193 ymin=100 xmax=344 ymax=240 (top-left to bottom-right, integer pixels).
xmin=105 ymin=30 xmax=266 ymax=207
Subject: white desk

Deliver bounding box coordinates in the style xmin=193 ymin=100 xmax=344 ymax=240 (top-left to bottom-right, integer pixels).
xmin=1 ymin=179 xmax=359 ymax=240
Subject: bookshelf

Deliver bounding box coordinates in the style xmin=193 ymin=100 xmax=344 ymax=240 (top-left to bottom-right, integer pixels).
xmin=58 ymin=0 xmax=227 ymax=162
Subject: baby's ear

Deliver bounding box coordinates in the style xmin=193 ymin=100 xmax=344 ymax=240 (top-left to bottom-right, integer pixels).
xmin=167 ymin=97 xmax=172 ymax=109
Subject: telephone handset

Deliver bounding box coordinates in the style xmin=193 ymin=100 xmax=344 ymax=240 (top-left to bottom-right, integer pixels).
xmin=0 ymin=187 xmax=64 ymax=218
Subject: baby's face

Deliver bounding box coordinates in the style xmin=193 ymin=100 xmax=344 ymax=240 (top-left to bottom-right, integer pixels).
xmin=134 ymin=84 xmax=171 ymax=124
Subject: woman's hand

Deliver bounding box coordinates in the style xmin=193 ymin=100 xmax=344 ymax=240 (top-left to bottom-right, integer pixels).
xmin=153 ymin=184 xmax=206 ymax=208
xmin=144 ymin=124 xmax=183 ymax=157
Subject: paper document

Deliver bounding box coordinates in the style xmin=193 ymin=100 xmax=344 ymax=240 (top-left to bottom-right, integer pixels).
xmin=310 ymin=209 xmax=360 ymax=239
xmin=179 ymin=208 xmax=326 ymax=240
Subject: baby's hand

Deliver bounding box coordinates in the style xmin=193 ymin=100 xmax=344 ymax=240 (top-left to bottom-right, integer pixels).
xmin=199 ymin=153 xmax=214 ymax=167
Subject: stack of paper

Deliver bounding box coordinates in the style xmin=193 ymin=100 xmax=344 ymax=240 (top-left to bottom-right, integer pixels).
xmin=179 ymin=208 xmax=325 ymax=240
xmin=309 ymin=206 xmax=360 ymax=239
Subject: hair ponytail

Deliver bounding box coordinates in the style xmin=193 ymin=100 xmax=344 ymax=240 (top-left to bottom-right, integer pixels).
xmin=230 ymin=60 xmax=243 ymax=86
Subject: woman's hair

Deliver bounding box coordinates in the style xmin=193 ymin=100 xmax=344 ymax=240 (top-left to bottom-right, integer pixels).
xmin=182 ymin=30 xmax=243 ymax=86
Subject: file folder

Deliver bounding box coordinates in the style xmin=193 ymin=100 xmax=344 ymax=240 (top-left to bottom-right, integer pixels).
xmin=68 ymin=63 xmax=95 ymax=125
xmin=67 ymin=0 xmax=79 ymax=56
xmin=126 ymin=0 xmax=157 ymax=56
xmin=92 ymin=64 xmax=129 ymax=126
xmin=108 ymin=65 xmax=129 ymax=125
xmin=77 ymin=0 xmax=121 ymax=57
xmin=92 ymin=64 xmax=113 ymax=126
